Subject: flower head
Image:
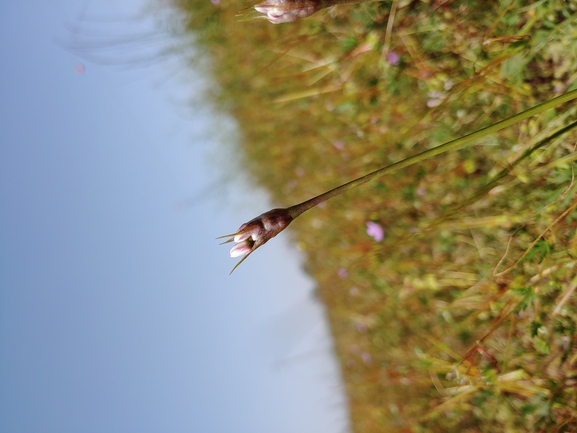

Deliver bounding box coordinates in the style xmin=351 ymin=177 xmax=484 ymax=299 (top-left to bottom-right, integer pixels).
xmin=254 ymin=0 xmax=322 ymax=24
xmin=366 ymin=221 xmax=384 ymax=242
xmin=386 ymin=51 xmax=400 ymax=66
xmin=218 ymin=208 xmax=294 ymax=273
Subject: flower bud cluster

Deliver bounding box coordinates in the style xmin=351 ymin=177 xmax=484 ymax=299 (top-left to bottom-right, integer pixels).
xmin=254 ymin=0 xmax=322 ymax=24
xmin=218 ymin=208 xmax=294 ymax=272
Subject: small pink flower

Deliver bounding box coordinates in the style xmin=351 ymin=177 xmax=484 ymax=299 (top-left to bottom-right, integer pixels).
xmin=427 ymin=90 xmax=445 ymax=108
xmin=333 ymin=140 xmax=345 ymax=150
xmin=366 ymin=221 xmax=384 ymax=242
xmin=386 ymin=51 xmax=400 ymax=65
xmin=338 ymin=267 xmax=348 ymax=278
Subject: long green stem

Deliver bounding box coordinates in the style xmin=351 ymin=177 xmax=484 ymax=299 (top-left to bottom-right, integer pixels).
xmin=287 ymin=89 xmax=577 ymax=218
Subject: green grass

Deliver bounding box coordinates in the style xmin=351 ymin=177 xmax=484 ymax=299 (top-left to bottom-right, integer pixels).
xmin=172 ymin=0 xmax=577 ymax=431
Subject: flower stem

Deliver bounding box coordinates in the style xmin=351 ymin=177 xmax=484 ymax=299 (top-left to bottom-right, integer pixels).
xmin=288 ymin=89 xmax=577 ymax=218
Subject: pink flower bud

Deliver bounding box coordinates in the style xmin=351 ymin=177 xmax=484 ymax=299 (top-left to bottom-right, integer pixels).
xmin=230 ymin=241 xmax=252 ymax=258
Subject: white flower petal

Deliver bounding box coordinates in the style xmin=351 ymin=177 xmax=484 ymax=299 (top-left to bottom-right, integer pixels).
xmin=234 ymin=232 xmax=251 ymax=243
xmin=230 ymin=242 xmax=251 ymax=257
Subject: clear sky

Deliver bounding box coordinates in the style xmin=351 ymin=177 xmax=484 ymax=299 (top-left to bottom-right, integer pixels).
xmin=0 ymin=1 xmax=348 ymax=432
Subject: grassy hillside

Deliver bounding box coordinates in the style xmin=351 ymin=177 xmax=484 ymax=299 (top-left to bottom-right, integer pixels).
xmin=171 ymin=1 xmax=577 ymax=431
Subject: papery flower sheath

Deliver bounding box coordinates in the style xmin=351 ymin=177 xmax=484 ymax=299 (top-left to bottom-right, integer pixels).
xmin=254 ymin=0 xmax=322 ymax=24
xmin=218 ymin=208 xmax=294 ymax=273
xmin=253 ymin=0 xmax=373 ymax=24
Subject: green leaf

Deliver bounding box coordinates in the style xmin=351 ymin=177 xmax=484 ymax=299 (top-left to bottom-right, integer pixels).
xmin=534 ymin=338 xmax=550 ymax=354
xmin=524 ymin=239 xmax=551 ymax=263
xmin=530 ymin=320 xmax=542 ymax=338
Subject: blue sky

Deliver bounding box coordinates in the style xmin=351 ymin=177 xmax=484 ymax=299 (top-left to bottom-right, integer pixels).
xmin=0 ymin=1 xmax=348 ymax=432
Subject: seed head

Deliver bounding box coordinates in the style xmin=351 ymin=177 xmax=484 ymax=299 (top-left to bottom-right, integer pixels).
xmin=218 ymin=208 xmax=294 ymax=273
xmin=253 ymin=0 xmax=322 ymax=24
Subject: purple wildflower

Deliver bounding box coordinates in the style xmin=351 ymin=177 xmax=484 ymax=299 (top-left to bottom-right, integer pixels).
xmin=366 ymin=221 xmax=384 ymax=242
xmin=386 ymin=51 xmax=400 ymax=65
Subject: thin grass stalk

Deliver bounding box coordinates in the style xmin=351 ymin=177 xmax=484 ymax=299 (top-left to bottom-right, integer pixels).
xmin=288 ymin=89 xmax=577 ymax=218
xmin=223 ymin=90 xmax=577 ymax=272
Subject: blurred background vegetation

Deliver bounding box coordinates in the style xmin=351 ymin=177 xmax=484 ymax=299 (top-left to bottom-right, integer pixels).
xmin=169 ymin=0 xmax=577 ymax=431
